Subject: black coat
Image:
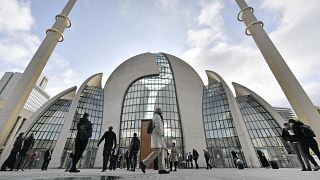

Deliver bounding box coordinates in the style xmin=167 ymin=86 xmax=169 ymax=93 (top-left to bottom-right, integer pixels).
xmin=98 ymin=131 xmax=117 ymax=148
xmin=11 ymin=136 xmax=24 ymax=154
xmin=130 ymin=137 xmax=140 ymax=152
xmin=20 ymin=136 xmax=35 ymax=155
xmin=193 ymin=149 xmax=199 ymax=158
xmin=281 ymin=128 xmax=298 ymax=142
xmin=44 ymin=150 xmax=53 ymax=160
xmin=76 ymin=118 xmax=93 ymax=141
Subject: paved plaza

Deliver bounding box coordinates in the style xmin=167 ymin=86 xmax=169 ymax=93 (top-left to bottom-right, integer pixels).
xmin=0 ymin=168 xmax=319 ymax=180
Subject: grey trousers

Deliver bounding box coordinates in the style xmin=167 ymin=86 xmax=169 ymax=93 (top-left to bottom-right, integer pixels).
xmin=289 ymin=142 xmax=311 ymax=169
xmin=142 ymin=148 xmax=165 ymax=171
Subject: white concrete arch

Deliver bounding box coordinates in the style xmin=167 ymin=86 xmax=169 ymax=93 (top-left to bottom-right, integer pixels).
xmin=205 ymin=71 xmax=260 ymax=168
xmin=95 ymin=53 xmax=159 ymax=167
xmin=232 ymin=82 xmax=286 ymax=127
xmin=163 ymin=53 xmax=206 ymax=167
xmin=0 ymin=86 xmax=77 ymax=164
xmin=50 ymin=73 xmax=103 ymax=168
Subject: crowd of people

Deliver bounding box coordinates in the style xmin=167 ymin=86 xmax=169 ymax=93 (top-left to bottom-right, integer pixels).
xmin=1 ymin=109 xmax=320 ymax=174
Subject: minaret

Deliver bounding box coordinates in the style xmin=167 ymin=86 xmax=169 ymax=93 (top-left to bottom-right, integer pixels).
xmin=235 ymin=0 xmax=320 ymax=138
xmin=0 ymin=0 xmax=77 ymax=147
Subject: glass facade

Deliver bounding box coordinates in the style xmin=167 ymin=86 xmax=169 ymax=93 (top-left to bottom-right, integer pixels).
xmin=25 ymin=99 xmax=72 ymax=168
xmin=203 ymin=82 xmax=245 ymax=168
xmin=236 ymin=95 xmax=293 ymax=168
xmin=61 ymin=86 xmax=103 ymax=168
xmin=119 ymin=53 xmax=184 ymax=160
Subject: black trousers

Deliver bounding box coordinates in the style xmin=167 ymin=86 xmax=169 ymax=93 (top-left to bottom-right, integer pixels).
xmin=194 ymin=157 xmax=199 ymax=169
xmin=301 ymin=138 xmax=320 ymax=166
xmin=125 ymin=157 xmax=130 ymax=170
xmin=205 ymin=158 xmax=212 ymax=169
xmin=42 ymin=159 xmax=50 ymax=170
xmin=170 ymin=161 xmax=178 ymax=171
xmin=102 ymin=147 xmax=112 ymax=170
xmin=72 ymin=139 xmax=88 ymax=170
xmin=129 ymin=151 xmax=138 ymax=170
xmin=1 ymin=152 xmax=18 ymax=170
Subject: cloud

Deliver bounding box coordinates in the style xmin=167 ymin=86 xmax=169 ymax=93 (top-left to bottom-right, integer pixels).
xmin=182 ymin=0 xmax=320 ymax=107
xmin=0 ymin=0 xmax=34 ymax=33
xmin=156 ymin=0 xmax=179 ymax=9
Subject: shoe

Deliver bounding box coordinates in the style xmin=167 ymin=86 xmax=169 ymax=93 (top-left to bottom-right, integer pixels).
xmin=101 ymin=170 xmax=106 ymax=172
xmin=129 ymin=169 xmax=135 ymax=172
xmin=314 ymin=166 xmax=320 ymax=171
xmin=69 ymin=169 xmax=80 ymax=173
xmin=21 ymin=169 xmax=24 ymax=171
xmin=158 ymin=170 xmax=170 ymax=174
xmin=140 ymin=161 xmax=146 ymax=173
xmin=307 ymin=167 xmax=312 ymax=171
xmin=173 ymin=169 xmax=177 ymax=172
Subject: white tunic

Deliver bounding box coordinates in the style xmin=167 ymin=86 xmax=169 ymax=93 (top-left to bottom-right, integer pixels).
xmin=151 ymin=113 xmax=166 ymax=149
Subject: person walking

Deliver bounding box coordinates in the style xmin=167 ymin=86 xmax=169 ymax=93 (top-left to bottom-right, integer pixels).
xmin=26 ymin=150 xmax=37 ymax=170
xmin=140 ymin=108 xmax=170 ymax=174
xmin=129 ymin=133 xmax=140 ymax=172
xmin=41 ymin=147 xmax=53 ymax=170
xmin=256 ymin=150 xmax=270 ymax=168
xmin=124 ymin=149 xmax=130 ymax=171
xmin=203 ymin=149 xmax=212 ymax=169
xmin=231 ymin=150 xmax=238 ymax=167
xmin=65 ymin=152 xmax=74 ymax=172
xmin=169 ymin=142 xmax=178 ymax=172
xmin=193 ymin=148 xmax=199 ymax=169
xmin=69 ymin=113 xmax=93 ymax=173
xmin=97 ymin=126 xmax=117 ymax=172
xmin=0 ymin=133 xmax=24 ymax=171
xmin=282 ymin=122 xmax=311 ymax=171
xmin=289 ymin=119 xmax=320 ymax=171
xmin=16 ymin=133 xmax=35 ymax=171
xmin=109 ymin=145 xmax=120 ymax=170
xmin=188 ymin=152 xmax=193 ymax=169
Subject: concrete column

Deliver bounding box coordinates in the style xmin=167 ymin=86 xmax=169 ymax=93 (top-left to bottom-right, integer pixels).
xmin=0 ymin=0 xmax=77 ymax=147
xmin=235 ymin=0 xmax=320 ymax=139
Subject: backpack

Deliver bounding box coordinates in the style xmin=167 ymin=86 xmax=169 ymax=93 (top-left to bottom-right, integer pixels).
xmin=147 ymin=120 xmax=155 ymax=134
xmin=300 ymin=125 xmax=316 ymax=137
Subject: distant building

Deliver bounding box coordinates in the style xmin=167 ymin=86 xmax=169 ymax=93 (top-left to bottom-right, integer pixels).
xmin=0 ymin=72 xmax=50 ymax=151
xmin=273 ymin=107 xmax=296 ymax=122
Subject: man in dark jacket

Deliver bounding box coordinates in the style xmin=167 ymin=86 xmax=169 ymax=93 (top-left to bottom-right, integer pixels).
xmin=203 ymin=149 xmax=212 ymax=169
xmin=282 ymin=122 xmax=311 ymax=171
xmin=289 ymin=119 xmax=320 ymax=171
xmin=69 ymin=113 xmax=93 ymax=173
xmin=41 ymin=147 xmax=53 ymax=170
xmin=0 ymin=133 xmax=24 ymax=171
xmin=97 ymin=126 xmax=117 ymax=172
xmin=129 ymin=133 xmax=140 ymax=171
xmin=193 ymin=148 xmax=199 ymax=169
xmin=16 ymin=133 xmax=35 ymax=171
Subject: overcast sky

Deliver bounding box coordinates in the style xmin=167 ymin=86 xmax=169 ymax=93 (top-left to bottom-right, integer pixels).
xmin=0 ymin=0 xmax=320 ymax=109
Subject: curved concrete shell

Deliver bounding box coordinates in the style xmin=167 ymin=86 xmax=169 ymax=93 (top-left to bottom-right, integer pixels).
xmin=204 ymin=71 xmax=260 ymax=168
xmin=233 ymin=82 xmax=293 ymax=168
xmin=51 ymin=73 xmax=103 ymax=168
xmin=0 ymin=86 xmax=76 ymax=165
xmin=95 ymin=53 xmax=159 ymax=167
xmin=96 ymin=52 xmax=206 ymax=167
xmin=233 ymin=82 xmax=286 ymax=126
